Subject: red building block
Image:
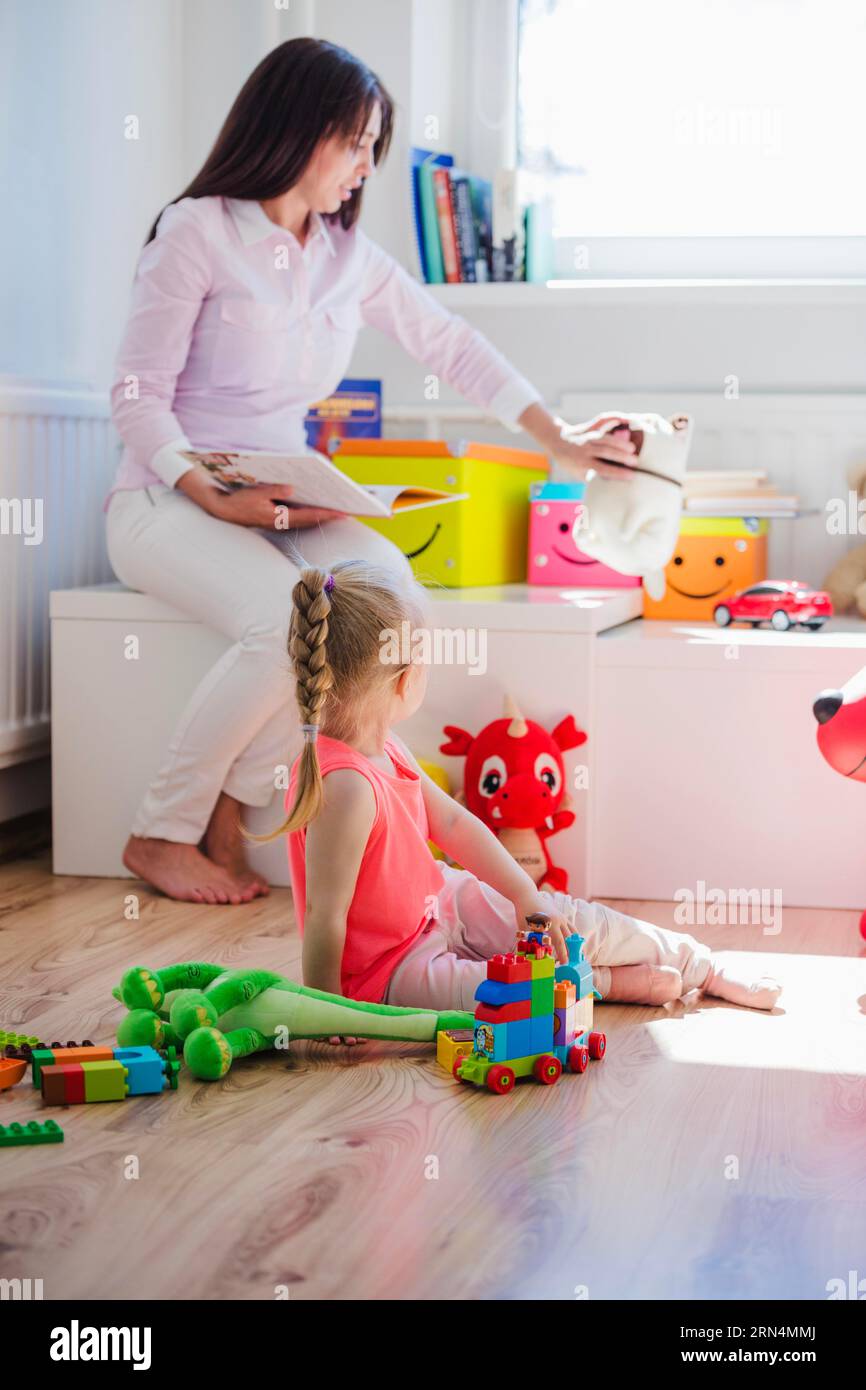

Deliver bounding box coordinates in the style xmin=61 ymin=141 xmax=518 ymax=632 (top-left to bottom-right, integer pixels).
xmin=40 ymin=1063 xmax=85 ymax=1105
xmin=487 ymin=953 xmax=532 ymax=983
xmin=475 ymin=997 xmax=533 ymax=1024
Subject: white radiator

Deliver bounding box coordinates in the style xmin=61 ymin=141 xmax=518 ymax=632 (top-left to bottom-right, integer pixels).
xmin=0 ymin=384 xmax=117 ymax=768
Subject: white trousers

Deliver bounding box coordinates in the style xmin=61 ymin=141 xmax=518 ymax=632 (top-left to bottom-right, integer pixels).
xmin=105 ymin=484 xmax=413 ymax=842
xmin=383 ymin=863 xmax=714 ymax=1012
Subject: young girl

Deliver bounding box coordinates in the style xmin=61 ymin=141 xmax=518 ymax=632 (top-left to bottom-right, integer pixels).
xmin=281 ymin=561 xmax=781 ymax=1035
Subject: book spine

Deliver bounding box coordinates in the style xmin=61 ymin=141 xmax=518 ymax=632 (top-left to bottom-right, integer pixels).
xmin=433 ymin=167 xmax=461 ymax=283
xmin=452 ymin=177 xmax=478 ymax=282
xmin=418 ymin=161 xmax=446 ymax=283
xmin=468 ymin=176 xmax=493 ymax=282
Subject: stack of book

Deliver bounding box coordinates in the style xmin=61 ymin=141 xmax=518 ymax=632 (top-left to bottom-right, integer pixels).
xmin=412 ymin=149 xmax=525 ymax=283
xmin=683 ymin=470 xmax=800 ymax=518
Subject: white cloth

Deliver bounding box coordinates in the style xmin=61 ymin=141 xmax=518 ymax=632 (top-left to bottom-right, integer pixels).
xmin=565 ymin=412 xmax=693 ymax=600
xmin=383 ymin=861 xmax=713 ymax=1012
xmin=105 ymin=483 xmax=414 ymax=841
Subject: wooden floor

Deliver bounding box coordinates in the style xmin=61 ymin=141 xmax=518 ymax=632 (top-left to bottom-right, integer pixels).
xmin=1 ymin=852 xmax=865 ymax=1301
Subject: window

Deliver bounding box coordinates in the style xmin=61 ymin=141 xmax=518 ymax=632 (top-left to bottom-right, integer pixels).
xmin=516 ymin=0 xmax=866 ymax=279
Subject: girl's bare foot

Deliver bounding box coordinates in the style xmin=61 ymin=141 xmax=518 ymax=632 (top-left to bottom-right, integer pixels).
xmin=204 ymin=791 xmax=270 ymax=899
xmin=595 ymin=963 xmax=684 ymax=1005
xmin=122 ymin=836 xmax=253 ymax=905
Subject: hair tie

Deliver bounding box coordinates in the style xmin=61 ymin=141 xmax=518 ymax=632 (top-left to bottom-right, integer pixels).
xmin=323 ymin=573 xmax=335 ymax=593
xmin=300 ymin=723 xmax=320 ymax=742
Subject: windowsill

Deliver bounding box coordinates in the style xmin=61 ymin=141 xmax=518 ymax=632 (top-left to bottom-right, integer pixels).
xmin=424 ymin=280 xmax=866 ymax=308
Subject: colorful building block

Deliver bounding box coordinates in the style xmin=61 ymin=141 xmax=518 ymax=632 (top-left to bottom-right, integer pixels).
xmin=81 ymin=1061 xmax=129 ymax=1102
xmin=487 ymin=953 xmax=532 ymax=984
xmin=436 ymin=1028 xmax=475 ymax=1072
xmin=38 ymin=1045 xmax=178 ymax=1104
xmin=475 ymin=997 xmax=532 ymax=1024
xmin=40 ymin=1063 xmax=86 ymax=1105
xmin=530 ymin=1015 xmax=554 ymax=1053
xmin=0 ymin=1029 xmax=45 ymax=1053
xmin=0 ymin=1058 xmax=27 ymax=1090
xmin=553 ymin=1005 xmax=578 ymax=1049
xmin=554 ymin=980 xmax=577 ymax=1009
xmin=529 ymin=955 xmax=555 ymax=980
xmin=113 ymin=1047 xmax=170 ymax=1095
xmin=501 ymin=1017 xmax=534 ymax=1059
xmin=643 ymin=516 xmax=769 ymax=622
xmin=474 ymin=1020 xmax=512 ymax=1062
xmin=334 ymin=439 xmax=548 ymax=588
xmin=531 ymin=978 xmax=555 ymax=1016
xmin=475 ymin=977 xmax=532 ymax=1007
xmin=0 ymin=1119 xmax=64 ymax=1146
xmin=528 ymin=481 xmax=641 ymax=589
xmin=453 ymin=923 xmax=608 ymax=1094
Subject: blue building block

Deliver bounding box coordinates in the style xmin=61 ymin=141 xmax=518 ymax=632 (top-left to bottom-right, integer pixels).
xmin=475 ymin=977 xmax=532 ymax=1007
xmin=556 ymin=933 xmax=597 ymax=998
xmin=113 ymin=1046 xmax=167 ymax=1095
xmin=530 ymin=1015 xmax=554 ymax=1053
xmin=473 ymin=1020 xmax=510 ymax=1062
xmin=502 ymin=1017 xmax=534 ymax=1059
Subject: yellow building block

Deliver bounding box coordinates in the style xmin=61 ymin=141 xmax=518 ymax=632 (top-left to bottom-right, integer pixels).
xmin=436 ymin=1028 xmax=476 ymax=1072
xmin=644 ymin=517 xmax=768 ymax=621
xmin=332 ymin=440 xmax=548 ymax=588
xmin=529 ymin=955 xmax=555 ymax=979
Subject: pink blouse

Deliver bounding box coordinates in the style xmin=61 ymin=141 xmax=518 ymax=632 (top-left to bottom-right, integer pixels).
xmin=109 ymin=195 xmax=542 ymax=493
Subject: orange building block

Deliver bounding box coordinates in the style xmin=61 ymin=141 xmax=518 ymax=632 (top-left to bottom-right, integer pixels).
xmin=643 ymin=518 xmax=768 ymax=622
xmin=48 ymin=1046 xmax=114 ymax=1068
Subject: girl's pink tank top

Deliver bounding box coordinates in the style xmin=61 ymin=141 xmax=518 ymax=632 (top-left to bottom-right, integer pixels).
xmin=286 ymin=733 xmax=445 ymax=1002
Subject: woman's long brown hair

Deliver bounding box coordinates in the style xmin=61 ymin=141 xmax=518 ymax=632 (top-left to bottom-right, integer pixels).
xmin=145 ymin=37 xmax=394 ymax=242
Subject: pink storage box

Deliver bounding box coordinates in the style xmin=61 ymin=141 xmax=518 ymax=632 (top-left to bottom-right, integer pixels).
xmin=527 ymin=483 xmax=641 ymax=588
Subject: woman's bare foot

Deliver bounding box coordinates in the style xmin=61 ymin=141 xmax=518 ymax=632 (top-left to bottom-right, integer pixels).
xmin=122 ymin=836 xmax=254 ymax=905
xmin=204 ymin=791 xmax=270 ymax=899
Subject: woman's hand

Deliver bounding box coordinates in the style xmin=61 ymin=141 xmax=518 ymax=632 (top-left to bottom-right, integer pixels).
xmin=550 ymin=413 xmax=638 ymax=482
xmin=326 ymin=1035 xmax=368 ymax=1047
xmin=208 ymin=485 xmax=345 ymax=530
xmin=517 ymin=403 xmax=638 ymax=483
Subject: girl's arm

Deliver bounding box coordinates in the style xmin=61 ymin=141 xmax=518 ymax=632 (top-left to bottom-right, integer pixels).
xmin=390 ymin=734 xmax=568 ymax=958
xmin=302 ymin=768 xmax=377 ymax=996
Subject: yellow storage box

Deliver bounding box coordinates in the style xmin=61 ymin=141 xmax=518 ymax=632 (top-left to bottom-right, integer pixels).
xmin=331 ymin=439 xmax=548 ymax=588
xmin=643 ymin=517 xmax=769 ymax=622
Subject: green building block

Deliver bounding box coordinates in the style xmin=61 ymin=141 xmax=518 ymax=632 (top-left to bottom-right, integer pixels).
xmin=0 ymin=1119 xmax=64 ymax=1146
xmin=531 ymin=978 xmax=555 ymax=1015
xmin=81 ymin=1061 xmax=128 ymax=1102
xmin=0 ymin=1030 xmax=43 ymax=1048
xmin=30 ymin=1049 xmax=56 ymax=1086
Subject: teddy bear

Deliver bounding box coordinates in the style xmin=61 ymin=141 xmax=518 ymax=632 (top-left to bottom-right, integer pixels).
xmin=555 ymin=411 xmax=693 ymax=599
xmin=822 ymin=459 xmax=866 ymax=616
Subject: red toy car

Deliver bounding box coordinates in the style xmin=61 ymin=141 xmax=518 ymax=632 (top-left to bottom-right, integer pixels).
xmin=714 ymin=580 xmax=832 ymax=631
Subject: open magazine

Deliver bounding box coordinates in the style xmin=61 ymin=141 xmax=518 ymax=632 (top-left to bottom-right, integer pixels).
xmin=181 ymin=449 xmax=468 ymax=519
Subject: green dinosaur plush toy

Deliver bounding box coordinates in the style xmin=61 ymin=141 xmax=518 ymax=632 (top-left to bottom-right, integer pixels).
xmin=113 ymin=962 xmax=473 ymax=1081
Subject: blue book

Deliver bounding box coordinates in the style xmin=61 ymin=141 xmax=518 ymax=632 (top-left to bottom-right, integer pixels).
xmin=411 ymin=147 xmax=453 ymax=283
xmin=305 ymin=378 xmax=382 ymax=453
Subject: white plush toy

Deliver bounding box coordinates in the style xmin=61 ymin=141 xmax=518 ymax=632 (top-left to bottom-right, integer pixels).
xmin=561 ymin=412 xmax=693 ymax=600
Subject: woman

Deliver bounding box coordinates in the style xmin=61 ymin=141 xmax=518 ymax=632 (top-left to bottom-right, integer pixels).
xmin=107 ymin=37 xmax=636 ymax=906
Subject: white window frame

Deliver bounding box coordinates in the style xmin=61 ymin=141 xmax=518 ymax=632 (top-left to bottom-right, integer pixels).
xmin=512 ymin=0 xmax=866 ymax=284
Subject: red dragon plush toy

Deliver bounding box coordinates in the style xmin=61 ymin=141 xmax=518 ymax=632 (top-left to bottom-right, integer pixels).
xmin=440 ymin=697 xmax=587 ymax=893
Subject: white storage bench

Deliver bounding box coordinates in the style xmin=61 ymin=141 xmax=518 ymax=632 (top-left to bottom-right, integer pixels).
xmin=50 ymin=582 xmax=641 ymax=891
xmin=592 ymin=618 xmax=866 ymax=910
